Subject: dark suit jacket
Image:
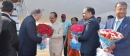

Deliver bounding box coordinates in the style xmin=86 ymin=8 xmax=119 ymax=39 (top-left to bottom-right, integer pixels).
xmin=18 ymin=15 xmax=42 ymax=56
xmin=105 ymin=17 xmax=130 ymax=56
xmin=0 ymin=13 xmax=19 ymax=56
xmin=78 ymin=16 xmax=100 ymax=54
xmin=0 ymin=12 xmax=2 ymax=34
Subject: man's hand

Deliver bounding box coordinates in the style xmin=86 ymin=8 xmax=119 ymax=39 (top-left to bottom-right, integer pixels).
xmin=42 ymin=35 xmax=47 ymax=40
xmin=75 ymin=36 xmax=79 ymax=41
xmin=107 ymin=44 xmax=116 ymax=51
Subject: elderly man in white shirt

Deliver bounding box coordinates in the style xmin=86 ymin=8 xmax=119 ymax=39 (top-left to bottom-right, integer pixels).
xmin=97 ymin=17 xmax=105 ymax=29
xmin=49 ymin=12 xmax=64 ymax=56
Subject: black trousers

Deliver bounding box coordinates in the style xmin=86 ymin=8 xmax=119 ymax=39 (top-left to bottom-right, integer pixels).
xmin=18 ymin=54 xmax=35 ymax=56
xmin=18 ymin=53 xmax=35 ymax=56
xmin=63 ymin=36 xmax=67 ymax=56
xmin=81 ymin=53 xmax=96 ymax=56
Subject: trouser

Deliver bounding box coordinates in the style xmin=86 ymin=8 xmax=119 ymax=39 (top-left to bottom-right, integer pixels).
xmin=50 ymin=52 xmax=62 ymax=56
xmin=63 ymin=36 xmax=67 ymax=56
xmin=18 ymin=53 xmax=35 ymax=56
xmin=81 ymin=53 xmax=96 ymax=56
xmin=18 ymin=54 xmax=26 ymax=56
xmin=50 ymin=53 xmax=62 ymax=56
xmin=0 ymin=47 xmax=17 ymax=56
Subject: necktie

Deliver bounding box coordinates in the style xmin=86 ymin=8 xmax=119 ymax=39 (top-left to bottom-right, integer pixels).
xmin=114 ymin=21 xmax=120 ymax=31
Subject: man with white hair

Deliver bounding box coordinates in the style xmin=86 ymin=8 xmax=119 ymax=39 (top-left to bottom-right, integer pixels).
xmin=18 ymin=9 xmax=47 ymax=56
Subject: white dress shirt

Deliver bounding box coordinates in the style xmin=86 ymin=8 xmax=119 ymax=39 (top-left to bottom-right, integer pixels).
xmin=100 ymin=23 xmax=105 ymax=29
xmin=113 ymin=17 xmax=124 ymax=31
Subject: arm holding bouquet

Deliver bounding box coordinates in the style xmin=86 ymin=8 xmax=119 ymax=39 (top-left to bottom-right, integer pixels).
xmin=77 ymin=20 xmax=95 ymax=42
xmin=108 ymin=28 xmax=130 ymax=50
xmin=42 ymin=35 xmax=48 ymax=40
xmin=26 ymin=21 xmax=42 ymax=44
xmin=115 ymin=32 xmax=130 ymax=49
xmin=37 ymin=23 xmax=54 ymax=50
xmin=69 ymin=24 xmax=84 ymax=50
xmin=107 ymin=44 xmax=116 ymax=51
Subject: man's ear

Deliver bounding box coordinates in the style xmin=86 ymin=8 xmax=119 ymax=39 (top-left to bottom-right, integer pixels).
xmin=10 ymin=9 xmax=14 ymax=15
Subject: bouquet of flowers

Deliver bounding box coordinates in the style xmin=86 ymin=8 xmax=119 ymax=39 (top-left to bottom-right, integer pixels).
xmin=96 ymin=29 xmax=123 ymax=56
xmin=37 ymin=24 xmax=53 ymax=50
xmin=69 ymin=24 xmax=84 ymax=50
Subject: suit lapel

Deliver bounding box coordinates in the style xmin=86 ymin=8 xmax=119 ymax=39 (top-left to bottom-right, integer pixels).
xmin=117 ymin=17 xmax=127 ymax=32
xmin=1 ymin=13 xmax=11 ymax=19
xmin=82 ymin=16 xmax=94 ymax=34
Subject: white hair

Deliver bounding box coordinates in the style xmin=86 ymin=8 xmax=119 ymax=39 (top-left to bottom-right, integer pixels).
xmin=31 ymin=9 xmax=42 ymax=15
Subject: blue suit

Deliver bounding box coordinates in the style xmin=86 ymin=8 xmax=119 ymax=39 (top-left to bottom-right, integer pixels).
xmin=18 ymin=15 xmax=42 ymax=56
xmin=78 ymin=16 xmax=100 ymax=56
xmin=105 ymin=17 xmax=130 ymax=56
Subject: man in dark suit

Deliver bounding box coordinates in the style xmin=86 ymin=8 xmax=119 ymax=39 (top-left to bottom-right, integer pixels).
xmin=18 ymin=9 xmax=46 ymax=56
xmin=105 ymin=2 xmax=130 ymax=56
xmin=75 ymin=7 xmax=100 ymax=56
xmin=0 ymin=1 xmax=19 ymax=56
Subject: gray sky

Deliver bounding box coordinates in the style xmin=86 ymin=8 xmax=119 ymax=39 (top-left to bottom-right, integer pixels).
xmin=19 ymin=0 xmax=130 ymax=24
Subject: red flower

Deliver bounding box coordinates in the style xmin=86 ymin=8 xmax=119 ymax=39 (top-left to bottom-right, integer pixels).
xmin=112 ymin=31 xmax=118 ymax=37
xmin=100 ymin=33 xmax=106 ymax=37
xmin=70 ymin=24 xmax=84 ymax=32
xmin=105 ymin=29 xmax=112 ymax=32
xmin=106 ymin=33 xmax=111 ymax=38
xmin=98 ymin=29 xmax=123 ymax=40
xmin=37 ymin=24 xmax=53 ymax=36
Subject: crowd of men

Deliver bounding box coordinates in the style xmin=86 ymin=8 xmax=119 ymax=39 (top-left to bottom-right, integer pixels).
xmin=0 ymin=0 xmax=130 ymax=56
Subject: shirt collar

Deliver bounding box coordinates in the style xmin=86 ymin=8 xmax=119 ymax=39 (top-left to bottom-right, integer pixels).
xmin=82 ymin=19 xmax=88 ymax=24
xmin=1 ymin=12 xmax=11 ymax=18
xmin=115 ymin=17 xmax=124 ymax=22
xmin=30 ymin=15 xmax=36 ymax=22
